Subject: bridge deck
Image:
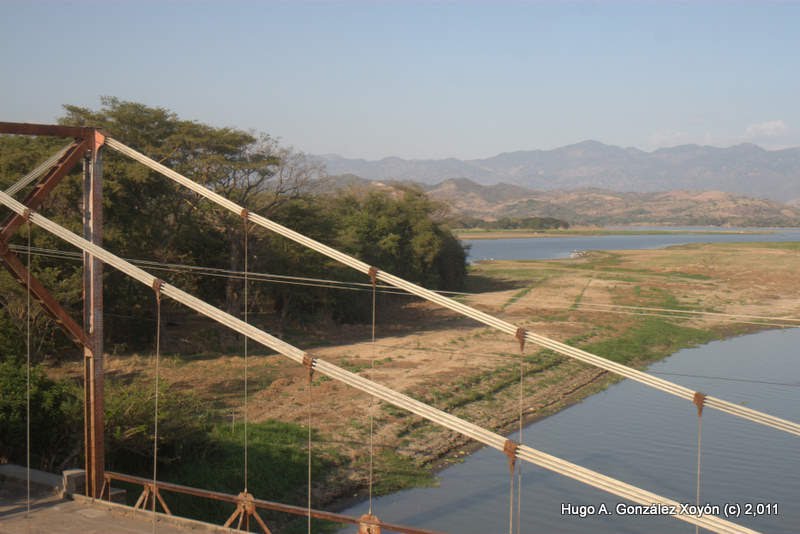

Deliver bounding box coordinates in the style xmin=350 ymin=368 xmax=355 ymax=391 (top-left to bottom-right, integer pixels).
xmin=1 ymin=473 xmax=224 ymax=534
xmin=1 ymin=498 xmax=212 ymax=534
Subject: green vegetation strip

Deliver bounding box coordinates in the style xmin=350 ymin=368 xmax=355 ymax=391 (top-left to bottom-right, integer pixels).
xmin=457 ymin=228 xmax=773 ymax=239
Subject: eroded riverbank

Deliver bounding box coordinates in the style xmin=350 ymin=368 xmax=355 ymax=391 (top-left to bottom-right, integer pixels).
xmin=48 ymin=241 xmax=800 ymax=532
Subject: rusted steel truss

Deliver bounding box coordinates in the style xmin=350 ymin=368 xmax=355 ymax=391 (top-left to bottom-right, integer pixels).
xmin=2 ymin=122 xmax=440 ymax=533
xmin=0 ymin=122 xmax=105 ymax=498
xmin=104 ymin=471 xmax=442 ymax=534
xmin=0 ymin=139 xmax=90 ymax=346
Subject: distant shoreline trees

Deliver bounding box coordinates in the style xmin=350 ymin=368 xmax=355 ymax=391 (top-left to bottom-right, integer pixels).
xmin=455 ymin=215 xmax=570 ymax=231
xmin=0 ymin=98 xmax=468 ymax=359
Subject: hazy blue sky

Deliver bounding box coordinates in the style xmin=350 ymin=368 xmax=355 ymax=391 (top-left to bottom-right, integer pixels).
xmin=2 ymin=1 xmax=798 ymax=159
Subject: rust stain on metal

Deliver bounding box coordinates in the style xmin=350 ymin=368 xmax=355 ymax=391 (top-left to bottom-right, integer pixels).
xmin=152 ymin=278 xmax=164 ymax=299
xmin=104 ymin=471 xmax=443 ymax=534
xmin=0 ymin=242 xmax=91 ymax=348
xmin=359 ymin=513 xmax=382 ymax=534
xmin=503 ymin=439 xmax=519 ymax=474
xmin=303 ymin=354 xmax=316 ymax=381
xmin=515 ymin=327 xmax=527 ymax=352
xmin=92 ymin=129 xmax=106 ymax=148
xmin=693 ymin=391 xmax=706 ymax=417
xmin=0 ymin=121 xmax=98 ymax=138
xmin=0 ymin=140 xmax=88 ymax=242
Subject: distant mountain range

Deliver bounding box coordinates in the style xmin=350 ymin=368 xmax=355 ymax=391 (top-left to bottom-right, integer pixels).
xmin=316 ymin=175 xmax=800 ymax=227
xmin=425 ymin=179 xmax=800 ymax=227
xmin=317 ymin=141 xmax=800 ymax=202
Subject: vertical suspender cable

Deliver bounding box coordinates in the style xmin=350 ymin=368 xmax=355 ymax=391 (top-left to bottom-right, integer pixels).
xmin=152 ymin=282 xmax=162 ymax=533
xmin=695 ymin=393 xmax=706 ymax=534
xmin=517 ymin=332 xmax=525 ymax=534
xmin=696 ymin=415 xmax=703 ymax=534
xmin=368 ymin=270 xmax=377 ymax=515
xmin=243 ymin=215 xmax=249 ymax=494
xmin=507 ymin=460 xmax=514 ymax=534
xmin=307 ymin=362 xmax=313 ymax=534
xmin=25 ymin=219 xmax=32 ymax=528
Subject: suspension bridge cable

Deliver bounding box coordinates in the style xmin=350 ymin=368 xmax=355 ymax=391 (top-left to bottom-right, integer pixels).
xmin=5 ymin=244 xmax=445 ymax=297
xmin=570 ymin=306 xmax=796 ymax=330
xmin=468 ymin=259 xmax=725 ymax=284
xmin=651 ymin=372 xmax=799 ymax=389
xmin=0 ymin=191 xmax=758 ymax=534
xmin=575 ymin=302 xmax=800 ymax=325
xmin=15 ymin=239 xmax=800 ymax=330
xmin=9 ymin=243 xmax=798 ymax=327
xmin=568 ymin=304 xmax=798 ymax=329
xmin=14 ymin=239 xmax=800 ymax=332
xmin=4 ymin=143 xmax=73 ymax=197
xmin=105 ymin=137 xmax=800 ymax=439
xmin=10 ymin=246 xmax=797 ymax=386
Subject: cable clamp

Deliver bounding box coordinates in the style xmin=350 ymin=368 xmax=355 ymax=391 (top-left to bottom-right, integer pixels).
xmin=240 ymin=207 xmax=249 ymax=220
xmin=358 ymin=513 xmax=382 ymax=534
xmin=515 ymin=327 xmax=527 ymax=352
xmin=303 ymin=354 xmax=316 ymax=381
xmin=21 ymin=208 xmax=31 ymax=222
xmin=236 ymin=491 xmax=256 ymax=516
xmin=368 ymin=266 xmax=378 ymax=287
xmin=693 ymin=391 xmax=706 ymax=417
xmin=152 ymin=278 xmax=164 ymax=301
xmin=503 ymin=439 xmax=519 ymax=474
xmin=93 ymin=130 xmax=106 ymax=149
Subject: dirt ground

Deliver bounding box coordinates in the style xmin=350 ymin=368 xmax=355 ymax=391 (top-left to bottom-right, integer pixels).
xmin=48 ymin=241 xmax=800 ymax=503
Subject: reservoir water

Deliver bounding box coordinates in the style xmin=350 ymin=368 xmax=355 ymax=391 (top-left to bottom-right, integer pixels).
xmin=340 ymin=329 xmax=800 ymax=533
xmin=339 ymin=229 xmax=800 ymax=533
xmin=465 ymin=228 xmax=800 ymax=261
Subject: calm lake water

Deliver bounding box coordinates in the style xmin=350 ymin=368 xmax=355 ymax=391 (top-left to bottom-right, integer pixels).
xmin=339 ymin=229 xmax=800 ymax=533
xmin=340 ymin=329 xmax=800 ymax=533
xmin=465 ymin=228 xmax=800 ymax=261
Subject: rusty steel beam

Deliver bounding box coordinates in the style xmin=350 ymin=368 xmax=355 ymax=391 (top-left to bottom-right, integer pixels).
xmin=83 ymin=134 xmax=105 ymax=499
xmin=0 ymin=139 xmax=92 ymax=350
xmin=0 ymin=122 xmax=105 ymax=499
xmin=0 ymin=139 xmax=88 ymax=242
xmin=104 ymin=472 xmax=443 ymax=534
xmin=0 ymin=121 xmax=97 ymax=139
xmin=0 ymin=241 xmax=90 ymax=348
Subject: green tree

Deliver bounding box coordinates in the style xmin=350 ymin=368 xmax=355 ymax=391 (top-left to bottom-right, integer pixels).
xmin=0 ymin=359 xmax=82 ymax=471
xmin=331 ymin=186 xmax=466 ymax=288
xmin=1 ymin=98 xmax=467 ymax=357
xmin=61 ymin=97 xmax=321 ymax=320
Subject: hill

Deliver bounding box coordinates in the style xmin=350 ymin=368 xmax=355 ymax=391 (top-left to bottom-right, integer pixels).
xmin=317 ymin=141 xmax=800 ymax=203
xmin=319 ymin=177 xmax=800 ymax=227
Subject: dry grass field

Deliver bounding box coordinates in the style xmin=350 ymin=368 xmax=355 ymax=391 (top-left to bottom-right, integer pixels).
xmin=49 ymin=241 xmax=800 ymax=503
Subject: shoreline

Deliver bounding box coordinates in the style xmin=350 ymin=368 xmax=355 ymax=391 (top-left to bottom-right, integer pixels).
xmin=44 ymin=242 xmax=800 ymax=531
xmin=329 ymin=321 xmax=776 ymax=518
xmin=455 ymin=227 xmax=777 ymax=240
xmin=322 ymin=242 xmax=800 ymax=518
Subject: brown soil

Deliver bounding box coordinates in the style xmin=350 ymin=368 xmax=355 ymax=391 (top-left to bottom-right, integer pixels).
xmin=48 ymin=241 xmax=800 ymax=506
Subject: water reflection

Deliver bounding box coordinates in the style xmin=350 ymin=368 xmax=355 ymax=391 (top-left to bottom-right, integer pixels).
xmin=339 ymin=329 xmax=800 ymax=533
